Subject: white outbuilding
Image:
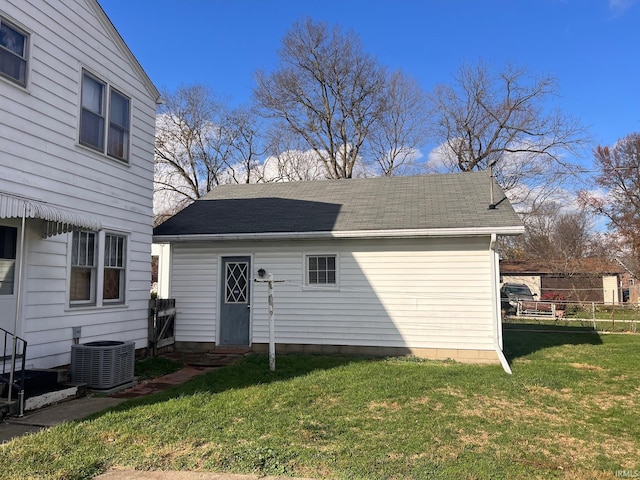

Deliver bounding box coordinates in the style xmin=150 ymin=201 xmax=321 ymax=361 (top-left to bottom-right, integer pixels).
xmin=153 ymin=171 xmax=524 ymax=371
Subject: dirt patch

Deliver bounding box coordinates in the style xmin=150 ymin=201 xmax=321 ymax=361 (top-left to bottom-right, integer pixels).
xmin=367 ymin=400 xmax=402 ymax=411
xmin=459 ymin=396 xmax=567 ymax=427
xmin=458 ymin=430 xmax=491 ymax=451
xmin=570 ymin=363 xmax=605 ymax=371
xmin=434 ymin=386 xmax=466 ymax=398
xmin=583 ymin=391 xmax=639 ymax=410
xmin=524 ymin=432 xmax=640 ymax=473
xmin=314 ymin=395 xmax=339 ymax=408
xmin=523 ymin=385 xmax=574 ymax=400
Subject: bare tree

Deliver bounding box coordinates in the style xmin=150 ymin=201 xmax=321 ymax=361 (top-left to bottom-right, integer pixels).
xmin=154 ymin=85 xmax=265 ymax=222
xmin=366 ymin=70 xmax=430 ymax=176
xmin=428 ymin=61 xmax=589 ymax=215
xmin=579 ymin=132 xmax=640 ymax=277
xmin=221 ymin=105 xmax=268 ymax=184
xmin=261 ymin=127 xmax=330 ymax=182
xmin=155 ymin=85 xmax=227 ymax=206
xmin=500 ymin=201 xmax=604 ymax=278
xmin=525 ymin=208 xmax=595 ymax=262
xmin=255 ymin=18 xmax=393 ymax=179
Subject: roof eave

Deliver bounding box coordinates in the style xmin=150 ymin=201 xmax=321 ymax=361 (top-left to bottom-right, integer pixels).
xmin=153 ymin=225 xmax=525 ymax=243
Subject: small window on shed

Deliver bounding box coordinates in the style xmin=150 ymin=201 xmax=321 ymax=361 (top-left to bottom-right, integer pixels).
xmin=306 ymin=254 xmax=337 ymax=286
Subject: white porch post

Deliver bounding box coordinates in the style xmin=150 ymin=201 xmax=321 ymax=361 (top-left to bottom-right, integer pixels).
xmin=8 ymin=202 xmax=27 ymax=403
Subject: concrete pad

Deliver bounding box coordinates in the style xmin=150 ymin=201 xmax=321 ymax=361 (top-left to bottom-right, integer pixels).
xmin=0 ymin=396 xmax=125 ymax=444
xmin=7 ymin=396 xmax=124 ymax=427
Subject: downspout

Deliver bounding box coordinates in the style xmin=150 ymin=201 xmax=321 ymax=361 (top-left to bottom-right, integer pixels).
xmin=490 ymin=233 xmax=512 ymax=374
xmin=8 ymin=202 xmax=27 ymax=402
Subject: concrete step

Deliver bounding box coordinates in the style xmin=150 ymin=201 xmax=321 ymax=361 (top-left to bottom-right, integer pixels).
xmin=0 ymin=368 xmax=86 ymax=417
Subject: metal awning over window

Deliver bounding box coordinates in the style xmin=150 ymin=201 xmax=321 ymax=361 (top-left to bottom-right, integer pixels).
xmin=0 ymin=192 xmax=102 ymax=238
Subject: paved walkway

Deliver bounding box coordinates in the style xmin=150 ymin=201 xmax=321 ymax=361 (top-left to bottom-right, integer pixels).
xmin=110 ymin=365 xmax=215 ymax=399
xmin=0 ymin=352 xmax=309 ymax=479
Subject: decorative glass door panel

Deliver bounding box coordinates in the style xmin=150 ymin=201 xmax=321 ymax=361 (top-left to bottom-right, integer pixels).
xmin=225 ymin=262 xmax=248 ymax=304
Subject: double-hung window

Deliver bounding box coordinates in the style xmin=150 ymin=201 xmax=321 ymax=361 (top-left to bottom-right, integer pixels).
xmin=80 ymin=74 xmax=105 ymax=152
xmin=0 ymin=17 xmax=28 ymax=86
xmin=79 ymin=70 xmax=130 ymax=162
xmin=306 ymin=254 xmax=337 ymax=286
xmin=103 ymin=234 xmax=126 ymax=304
xmin=0 ymin=226 xmax=17 ymax=295
xmin=70 ymin=231 xmax=97 ymax=305
xmin=70 ymin=231 xmax=127 ymax=306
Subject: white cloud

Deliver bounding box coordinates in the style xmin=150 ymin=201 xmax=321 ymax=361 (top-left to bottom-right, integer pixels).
xmin=609 ymin=0 xmax=638 ymax=14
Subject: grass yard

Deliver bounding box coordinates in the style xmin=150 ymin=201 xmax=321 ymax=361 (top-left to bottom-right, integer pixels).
xmin=505 ymin=317 xmax=638 ymax=334
xmin=1 ymin=331 xmax=639 ymax=479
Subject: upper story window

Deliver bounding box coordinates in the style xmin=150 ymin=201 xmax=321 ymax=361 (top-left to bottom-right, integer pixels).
xmin=79 ymin=70 xmax=130 ymax=163
xmin=0 ymin=17 xmax=28 ymax=87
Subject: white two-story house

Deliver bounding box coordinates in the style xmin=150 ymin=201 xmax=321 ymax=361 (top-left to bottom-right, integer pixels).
xmin=0 ymin=0 xmax=159 ymax=369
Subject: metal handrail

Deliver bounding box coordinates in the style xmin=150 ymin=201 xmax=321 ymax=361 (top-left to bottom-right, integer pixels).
xmin=1 ymin=327 xmax=27 ymax=416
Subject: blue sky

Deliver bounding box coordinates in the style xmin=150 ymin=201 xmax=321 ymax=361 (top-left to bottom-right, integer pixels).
xmin=99 ymin=0 xmax=639 ymax=164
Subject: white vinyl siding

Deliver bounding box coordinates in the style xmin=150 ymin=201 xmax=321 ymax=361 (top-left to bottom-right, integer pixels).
xmin=170 ymin=244 xmax=218 ymax=343
xmin=169 ymin=237 xmax=497 ymax=351
xmin=0 ymin=0 xmax=157 ymax=368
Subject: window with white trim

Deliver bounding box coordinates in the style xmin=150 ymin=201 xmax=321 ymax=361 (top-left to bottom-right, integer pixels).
xmin=70 ymin=231 xmax=97 ymax=304
xmin=306 ymin=255 xmax=337 ymax=286
xmin=103 ymin=233 xmax=126 ymax=304
xmin=0 ymin=16 xmax=28 ymax=86
xmin=0 ymin=226 xmax=17 ymax=295
xmin=69 ymin=231 xmax=128 ymax=306
xmin=79 ymin=70 xmax=130 ymax=162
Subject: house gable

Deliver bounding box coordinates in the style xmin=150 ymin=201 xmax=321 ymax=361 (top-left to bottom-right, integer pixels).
xmin=88 ymin=0 xmax=159 ymax=102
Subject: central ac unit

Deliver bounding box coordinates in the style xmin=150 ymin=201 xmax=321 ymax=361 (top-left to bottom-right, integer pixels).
xmin=71 ymin=340 xmax=135 ymax=389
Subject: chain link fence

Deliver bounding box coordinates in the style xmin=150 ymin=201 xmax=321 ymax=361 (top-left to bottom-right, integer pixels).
xmin=503 ymin=300 xmax=639 ymax=333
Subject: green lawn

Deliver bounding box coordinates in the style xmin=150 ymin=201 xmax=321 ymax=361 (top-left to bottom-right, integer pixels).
xmin=1 ymin=332 xmax=639 ymax=479
xmin=505 ymin=317 xmax=638 ymax=333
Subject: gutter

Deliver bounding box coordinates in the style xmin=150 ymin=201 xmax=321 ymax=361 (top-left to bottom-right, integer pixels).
xmin=490 ymin=233 xmax=512 ymax=374
xmin=154 ymin=225 xmax=525 ymax=244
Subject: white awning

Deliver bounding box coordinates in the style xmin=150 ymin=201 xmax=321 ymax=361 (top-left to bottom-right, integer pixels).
xmin=0 ymin=192 xmax=102 ymax=238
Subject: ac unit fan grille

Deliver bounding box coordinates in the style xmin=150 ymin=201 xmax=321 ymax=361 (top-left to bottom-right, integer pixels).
xmin=71 ymin=341 xmax=134 ymax=389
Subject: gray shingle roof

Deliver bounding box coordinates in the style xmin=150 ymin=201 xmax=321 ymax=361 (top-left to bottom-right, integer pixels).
xmin=153 ymin=171 xmax=523 ymax=238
